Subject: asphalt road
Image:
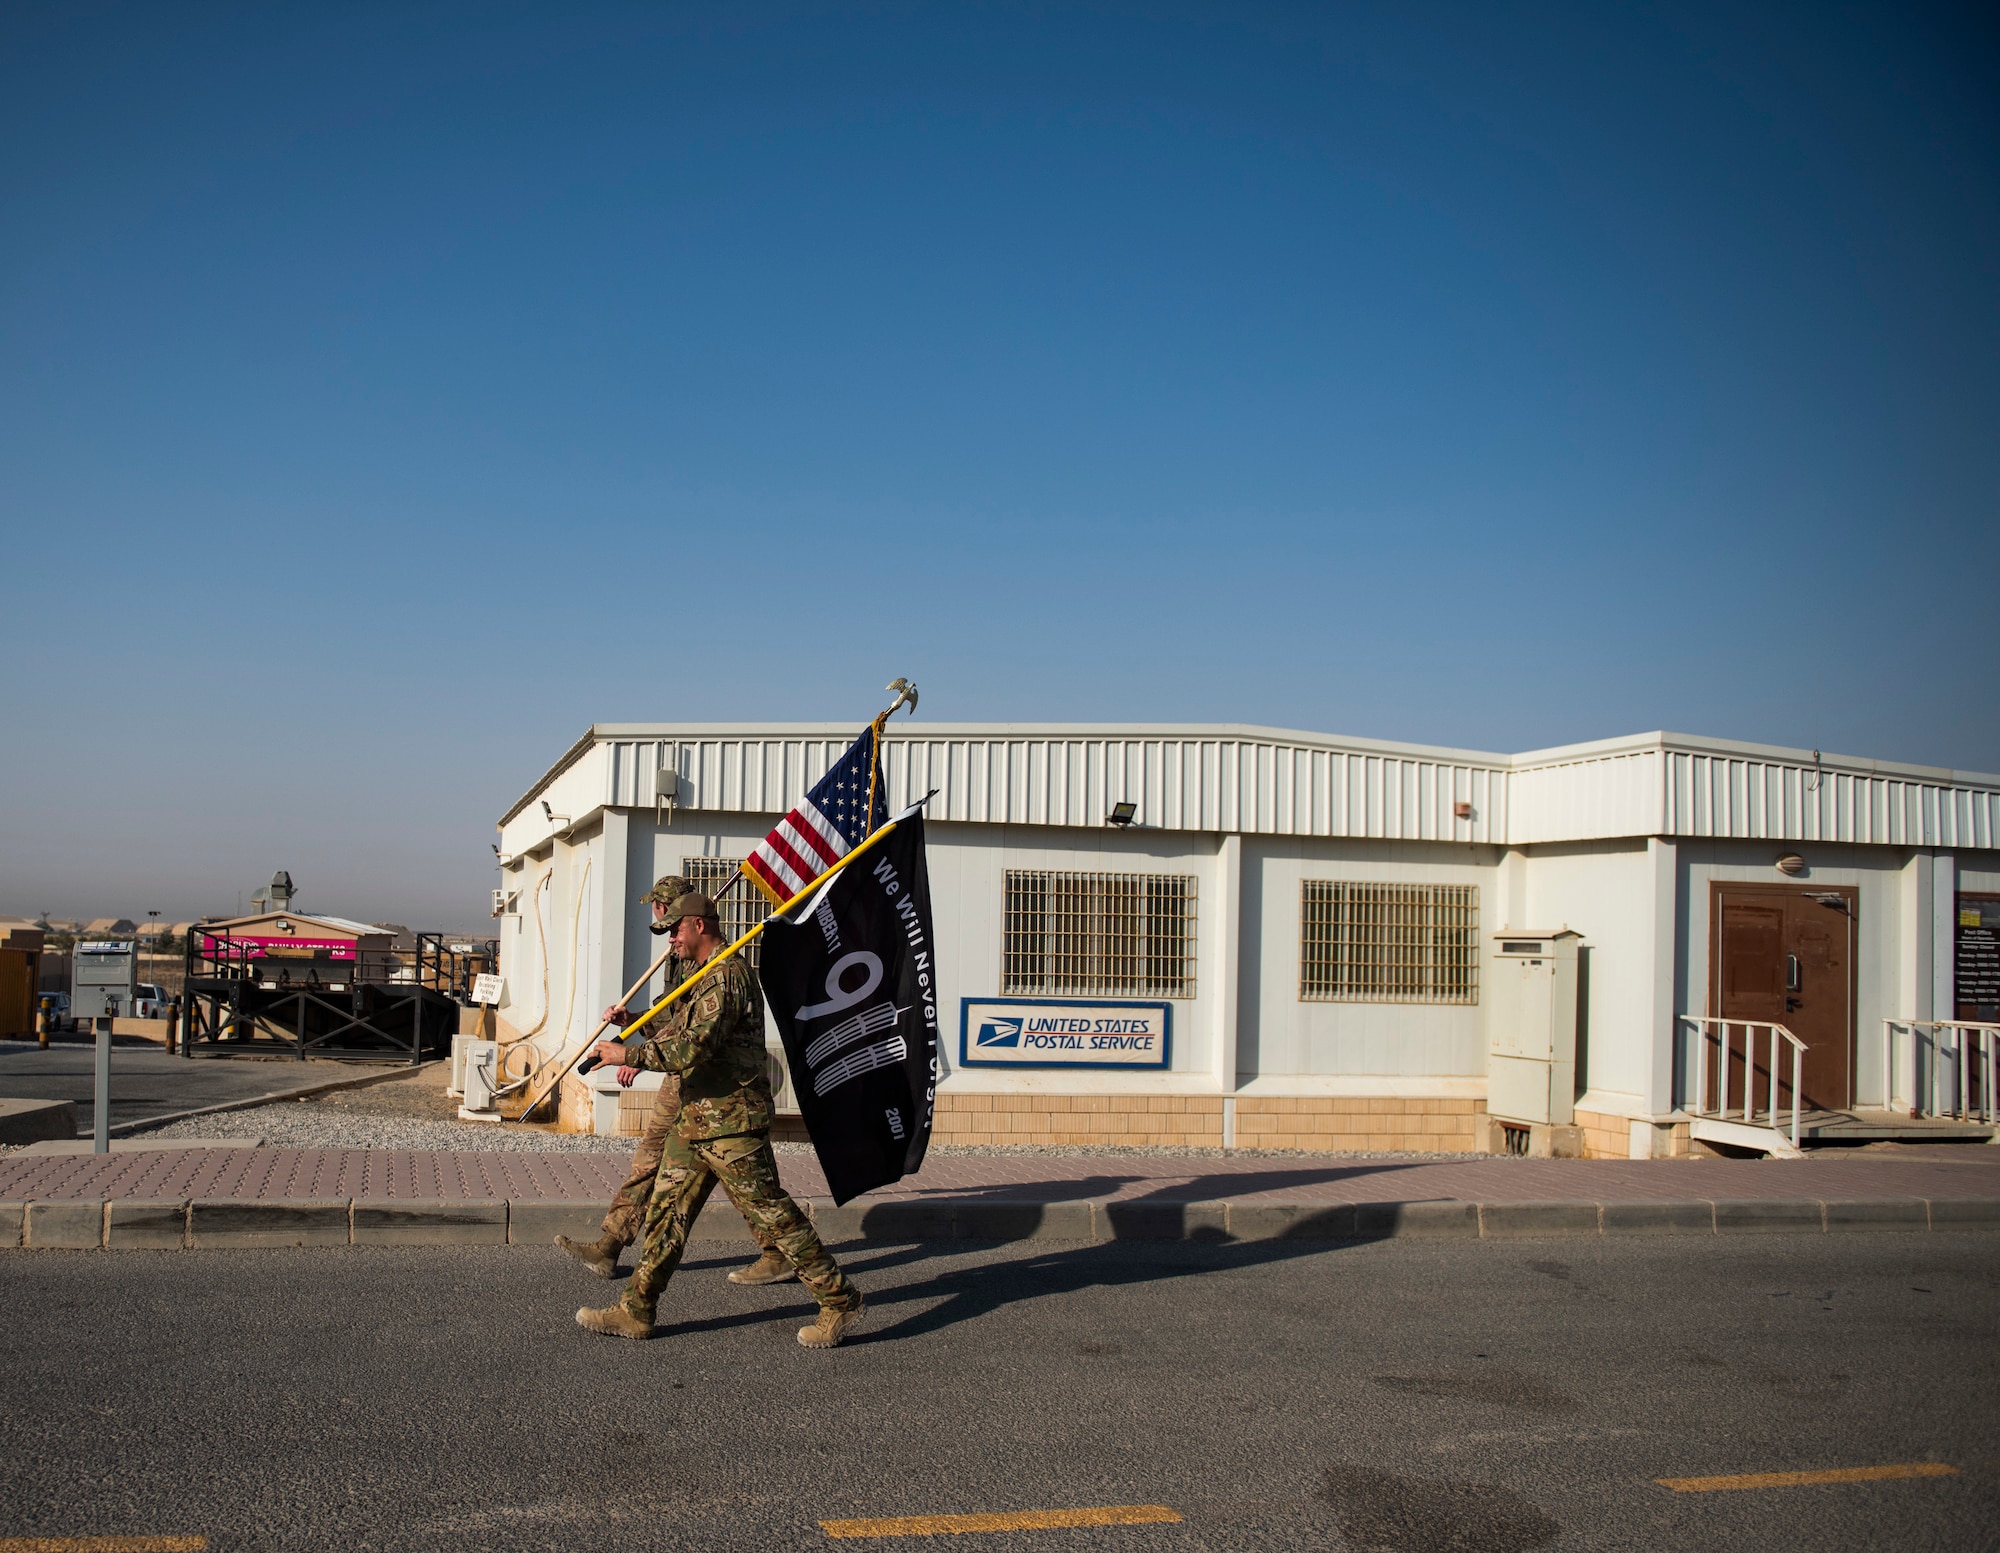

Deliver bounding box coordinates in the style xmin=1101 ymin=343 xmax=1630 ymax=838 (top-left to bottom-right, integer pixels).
xmin=0 ymin=1041 xmax=406 ymax=1131
xmin=2 ymin=1234 xmax=1995 ymax=1551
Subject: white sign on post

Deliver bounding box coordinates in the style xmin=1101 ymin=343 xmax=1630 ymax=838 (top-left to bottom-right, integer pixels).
xmin=472 ymin=973 xmax=505 ymax=1006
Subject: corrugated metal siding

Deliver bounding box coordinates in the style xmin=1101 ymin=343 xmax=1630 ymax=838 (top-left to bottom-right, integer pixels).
xmin=562 ymin=729 xmax=1999 ymax=850
xmin=602 ymin=733 xmax=1509 ymax=842
xmin=1658 ymin=750 xmax=2000 ymax=847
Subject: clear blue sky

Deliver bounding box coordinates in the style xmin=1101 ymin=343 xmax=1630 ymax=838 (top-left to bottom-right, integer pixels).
xmin=3 ymin=1 xmax=1995 ymax=928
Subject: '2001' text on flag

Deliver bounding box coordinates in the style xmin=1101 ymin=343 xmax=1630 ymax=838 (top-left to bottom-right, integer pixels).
xmin=744 ymin=728 xmax=887 ymax=906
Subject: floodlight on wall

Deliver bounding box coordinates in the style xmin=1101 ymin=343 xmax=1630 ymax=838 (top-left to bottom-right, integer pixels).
xmin=540 ymin=799 xmax=571 ymax=827
xmin=1776 ymin=853 xmax=1807 ymax=876
xmin=1454 ymin=801 xmax=1473 ymax=820
xmin=1106 ymin=801 xmax=1138 ymax=827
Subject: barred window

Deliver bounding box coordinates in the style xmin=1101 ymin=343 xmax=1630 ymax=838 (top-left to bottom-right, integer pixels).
xmin=681 ymin=857 xmax=772 ymax=968
xmin=1003 ymin=870 xmax=1197 ymax=998
xmin=1300 ymin=881 xmax=1478 ymax=1004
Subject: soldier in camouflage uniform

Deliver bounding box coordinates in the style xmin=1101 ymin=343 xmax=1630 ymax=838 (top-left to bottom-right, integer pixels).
xmin=577 ymin=892 xmax=863 ymax=1348
xmin=555 ymin=875 xmax=790 ymax=1286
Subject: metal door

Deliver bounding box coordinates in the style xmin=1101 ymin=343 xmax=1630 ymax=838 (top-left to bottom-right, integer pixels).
xmin=1712 ymin=884 xmax=1856 ymax=1110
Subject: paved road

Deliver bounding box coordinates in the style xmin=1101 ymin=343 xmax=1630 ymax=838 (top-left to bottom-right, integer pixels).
xmin=2 ymin=1235 xmax=1994 ymax=1550
xmin=0 ymin=1042 xmax=405 ymax=1133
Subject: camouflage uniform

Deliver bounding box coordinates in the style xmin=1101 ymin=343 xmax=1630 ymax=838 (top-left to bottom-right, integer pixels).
xmin=619 ymin=948 xmax=857 ymax=1323
xmin=600 ymin=968 xmax=778 ymax=1257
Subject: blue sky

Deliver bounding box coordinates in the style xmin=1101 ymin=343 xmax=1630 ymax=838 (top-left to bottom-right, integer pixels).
xmin=3 ymin=1 xmax=1995 ymax=927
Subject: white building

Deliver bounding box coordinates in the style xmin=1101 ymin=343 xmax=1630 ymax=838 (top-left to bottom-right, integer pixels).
xmin=493 ymin=723 xmax=2000 ymax=1156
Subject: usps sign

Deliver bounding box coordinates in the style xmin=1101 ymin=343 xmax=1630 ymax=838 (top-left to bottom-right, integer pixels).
xmin=959 ymin=998 xmax=1171 ymax=1070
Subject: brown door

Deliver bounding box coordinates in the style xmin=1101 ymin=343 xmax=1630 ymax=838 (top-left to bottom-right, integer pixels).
xmin=1711 ymin=884 xmax=1856 ymax=1111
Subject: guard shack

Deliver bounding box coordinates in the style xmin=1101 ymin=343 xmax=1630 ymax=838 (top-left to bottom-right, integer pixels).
xmin=181 ymin=912 xmax=466 ymax=1063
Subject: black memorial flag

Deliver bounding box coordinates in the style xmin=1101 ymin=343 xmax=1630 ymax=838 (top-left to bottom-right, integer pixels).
xmin=759 ymin=809 xmax=939 ymax=1205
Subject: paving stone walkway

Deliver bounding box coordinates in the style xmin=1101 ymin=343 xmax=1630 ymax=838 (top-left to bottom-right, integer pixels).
xmin=3 ymin=1143 xmax=1995 ymax=1205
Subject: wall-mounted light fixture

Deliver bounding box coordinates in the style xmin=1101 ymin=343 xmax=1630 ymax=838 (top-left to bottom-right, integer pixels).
xmin=1454 ymin=801 xmax=1473 ymax=820
xmin=1776 ymin=853 xmax=1807 ymax=876
xmin=1106 ymin=802 xmax=1138 ymax=827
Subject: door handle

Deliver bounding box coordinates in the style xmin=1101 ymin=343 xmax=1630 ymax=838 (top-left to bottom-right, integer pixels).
xmin=1785 ymin=953 xmax=1801 ymax=993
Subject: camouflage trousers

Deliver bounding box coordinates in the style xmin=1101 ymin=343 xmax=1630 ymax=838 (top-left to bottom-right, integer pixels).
xmin=600 ymin=1081 xmax=776 ymax=1254
xmin=620 ymin=1130 xmax=858 ymax=1322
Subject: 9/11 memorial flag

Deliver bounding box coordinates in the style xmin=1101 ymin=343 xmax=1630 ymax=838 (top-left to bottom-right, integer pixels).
xmin=760 ymin=806 xmax=939 ymax=1204
xmin=743 ymin=728 xmax=888 ymax=906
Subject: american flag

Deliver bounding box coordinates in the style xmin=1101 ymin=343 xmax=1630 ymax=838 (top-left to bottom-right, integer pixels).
xmin=744 ymin=728 xmax=888 ymax=907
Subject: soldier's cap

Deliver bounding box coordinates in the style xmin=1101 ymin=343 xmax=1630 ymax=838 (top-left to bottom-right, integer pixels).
xmin=641 ymin=875 xmax=695 ymax=907
xmin=657 ymin=891 xmax=720 ymax=926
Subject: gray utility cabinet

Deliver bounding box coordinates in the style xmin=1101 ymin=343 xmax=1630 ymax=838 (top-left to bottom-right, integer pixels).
xmin=1486 ymin=929 xmax=1581 ymax=1127
xmin=72 ymin=940 xmax=138 ymax=1020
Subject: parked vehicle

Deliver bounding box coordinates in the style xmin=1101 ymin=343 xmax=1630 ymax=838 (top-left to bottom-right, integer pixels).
xmin=134 ymin=984 xmax=171 ymax=1018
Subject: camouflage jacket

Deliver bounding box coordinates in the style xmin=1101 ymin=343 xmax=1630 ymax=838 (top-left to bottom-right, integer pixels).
xmin=623 ymin=958 xmax=692 ymax=1073
xmin=633 ymin=951 xmax=774 ymax=1140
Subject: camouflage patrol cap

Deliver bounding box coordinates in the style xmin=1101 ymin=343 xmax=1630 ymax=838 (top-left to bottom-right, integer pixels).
xmin=641 ymin=875 xmax=695 ymax=907
xmin=657 ymin=891 xmax=720 ymax=927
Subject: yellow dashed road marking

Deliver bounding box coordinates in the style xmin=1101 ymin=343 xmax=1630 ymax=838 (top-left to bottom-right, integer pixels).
xmin=0 ymin=1540 xmax=208 ymax=1552
xmin=1658 ymin=1463 xmax=1958 ymax=1493
xmin=822 ymin=1504 xmax=1182 ymax=1538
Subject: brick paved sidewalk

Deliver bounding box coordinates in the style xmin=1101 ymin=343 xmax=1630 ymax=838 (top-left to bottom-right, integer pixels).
xmin=3 ymin=1144 xmax=1996 ymax=1206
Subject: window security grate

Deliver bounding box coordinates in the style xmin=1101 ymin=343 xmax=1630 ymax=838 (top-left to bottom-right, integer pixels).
xmin=681 ymin=858 xmax=773 ymax=968
xmin=1299 ymin=881 xmax=1479 ymax=1005
xmin=1003 ymin=870 xmax=1197 ymax=999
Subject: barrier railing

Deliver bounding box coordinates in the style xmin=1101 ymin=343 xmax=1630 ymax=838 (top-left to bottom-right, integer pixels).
xmin=1881 ymin=1020 xmax=1999 ymax=1123
xmin=1683 ymin=1016 xmax=1806 ymax=1151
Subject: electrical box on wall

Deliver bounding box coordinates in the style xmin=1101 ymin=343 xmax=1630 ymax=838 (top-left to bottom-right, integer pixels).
xmin=1487 ymin=929 xmax=1582 ymax=1128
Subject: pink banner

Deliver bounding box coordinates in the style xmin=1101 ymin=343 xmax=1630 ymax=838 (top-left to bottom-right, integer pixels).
xmin=202 ymin=934 xmax=357 ymax=962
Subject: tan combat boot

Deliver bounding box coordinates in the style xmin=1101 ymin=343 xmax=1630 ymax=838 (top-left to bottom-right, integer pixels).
xmin=727 ymin=1249 xmax=797 ymax=1286
xmin=576 ymin=1303 xmax=655 ymax=1340
xmin=555 ymin=1233 xmax=622 ymax=1279
xmin=798 ymin=1294 xmax=865 ymax=1349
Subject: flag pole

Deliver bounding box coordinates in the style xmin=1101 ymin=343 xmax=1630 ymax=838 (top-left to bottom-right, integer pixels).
xmin=511 ymin=818 xmax=907 ymax=1123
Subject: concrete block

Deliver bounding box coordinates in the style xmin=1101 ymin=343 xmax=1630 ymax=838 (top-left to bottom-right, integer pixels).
xmin=352 ymin=1198 xmax=508 ymax=1246
xmin=953 ymin=1200 xmax=1094 ymax=1240
xmin=1354 ymin=1200 xmax=1480 ymax=1239
xmin=1478 ymin=1201 xmax=1602 ymax=1239
xmin=0 ymin=1202 xmax=22 ymax=1248
xmin=0 ymin=1099 xmax=77 ymax=1146
xmin=1713 ymin=1199 xmax=1824 ymax=1234
xmin=26 ymin=1200 xmax=104 ymax=1249
xmin=106 ymin=1199 xmax=188 ymax=1249
xmin=1226 ymin=1202 xmax=1359 ymax=1241
xmin=857 ymin=1200 xmax=957 ymax=1241
xmin=1822 ymin=1198 xmax=1928 ymax=1232
xmin=506 ymin=1199 xmax=608 ymax=1245
xmin=1925 ymin=1198 xmax=2000 ymax=1230
xmin=806 ymin=1199 xmax=865 ymax=1242
xmin=1601 ymin=1200 xmax=1714 ymax=1235
xmin=190 ymin=1199 xmax=350 ymax=1247
xmin=1099 ymin=1200 xmax=1228 ymax=1241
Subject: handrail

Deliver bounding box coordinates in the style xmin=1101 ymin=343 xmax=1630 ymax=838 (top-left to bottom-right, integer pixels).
xmin=1681 ymin=1016 xmax=1807 ymax=1150
xmin=1881 ymin=1019 xmax=2000 ymax=1124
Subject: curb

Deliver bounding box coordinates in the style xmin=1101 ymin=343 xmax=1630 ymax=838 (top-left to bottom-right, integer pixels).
xmin=1 ymin=1195 xmax=1996 ymax=1249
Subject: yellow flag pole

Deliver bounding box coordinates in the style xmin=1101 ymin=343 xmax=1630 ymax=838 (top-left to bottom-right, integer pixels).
xmin=511 ymin=818 xmax=907 ymax=1123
